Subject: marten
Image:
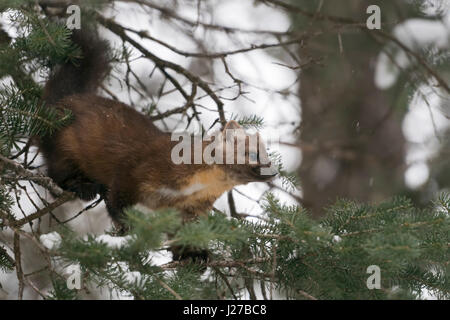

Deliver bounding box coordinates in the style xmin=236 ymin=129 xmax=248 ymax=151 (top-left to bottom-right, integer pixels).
xmin=38 ymin=28 xmax=276 ymax=261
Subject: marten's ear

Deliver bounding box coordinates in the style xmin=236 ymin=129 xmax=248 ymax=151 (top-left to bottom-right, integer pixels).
xmin=222 ymin=120 xmax=245 ymax=144
xmin=223 ymin=120 xmax=242 ymax=131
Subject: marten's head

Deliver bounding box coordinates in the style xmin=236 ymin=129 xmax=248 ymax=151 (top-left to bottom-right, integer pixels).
xmin=210 ymin=120 xmax=278 ymax=184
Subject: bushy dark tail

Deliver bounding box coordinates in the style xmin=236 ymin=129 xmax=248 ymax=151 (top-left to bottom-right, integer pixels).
xmin=42 ymin=28 xmax=110 ymax=105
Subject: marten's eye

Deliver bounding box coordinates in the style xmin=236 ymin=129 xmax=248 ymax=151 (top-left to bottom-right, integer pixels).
xmin=249 ymin=152 xmax=258 ymax=162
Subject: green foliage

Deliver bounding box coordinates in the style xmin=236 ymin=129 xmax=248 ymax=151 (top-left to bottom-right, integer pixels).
xmin=0 ymin=0 xmax=107 ymax=13
xmin=231 ymin=114 xmax=265 ymax=130
xmin=174 ymin=213 xmax=248 ymax=250
xmin=50 ymin=194 xmax=450 ymax=300
xmin=47 ymin=277 xmax=79 ymax=300
xmin=0 ymin=187 xmax=14 ymax=280
xmin=0 ymin=245 xmax=14 ymax=272
xmin=2 ymin=8 xmax=82 ymax=75
xmin=269 ymin=151 xmax=299 ymax=191
xmin=13 ymin=17 xmax=81 ymax=68
xmin=0 ymin=2 xmax=448 ymax=301
xmin=0 ymin=0 xmax=33 ymax=11
xmin=0 ymin=10 xmax=77 ymax=156
xmin=54 ymin=209 xmax=227 ymax=299
xmin=0 ymin=84 xmax=72 ymax=155
xmin=125 ymin=208 xmax=182 ymax=251
xmin=0 ymin=184 xmax=13 ymax=215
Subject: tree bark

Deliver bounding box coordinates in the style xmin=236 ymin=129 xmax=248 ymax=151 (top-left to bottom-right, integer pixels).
xmin=296 ymin=0 xmax=407 ymax=216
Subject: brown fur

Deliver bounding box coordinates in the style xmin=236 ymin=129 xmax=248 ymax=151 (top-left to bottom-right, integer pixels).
xmin=38 ymin=29 xmax=276 ymax=261
xmin=39 ymin=93 xmax=275 ymax=222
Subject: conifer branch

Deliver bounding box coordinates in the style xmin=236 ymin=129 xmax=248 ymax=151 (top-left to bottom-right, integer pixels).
xmin=0 ymin=154 xmax=70 ymax=197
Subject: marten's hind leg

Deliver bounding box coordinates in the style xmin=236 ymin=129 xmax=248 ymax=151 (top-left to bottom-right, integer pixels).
xmin=105 ymin=176 xmax=138 ymax=234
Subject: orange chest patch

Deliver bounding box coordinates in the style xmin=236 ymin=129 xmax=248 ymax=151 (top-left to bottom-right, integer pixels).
xmin=139 ymin=167 xmax=237 ymax=213
xmin=183 ymin=167 xmax=237 ymax=202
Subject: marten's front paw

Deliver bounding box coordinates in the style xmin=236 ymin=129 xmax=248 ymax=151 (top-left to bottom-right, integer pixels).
xmin=170 ymin=246 xmax=209 ymax=266
xmin=111 ymin=220 xmax=130 ymax=236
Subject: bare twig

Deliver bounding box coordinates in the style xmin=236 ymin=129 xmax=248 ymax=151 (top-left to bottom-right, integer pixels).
xmin=120 ymin=25 xmax=310 ymax=59
xmin=259 ymin=0 xmax=450 ymax=94
xmin=0 ymin=155 xmax=70 ymax=197
xmin=297 ymin=289 xmax=318 ymax=300
xmin=155 ymin=276 xmax=183 ymax=300
xmin=97 ymin=15 xmax=228 ymax=127
xmin=13 ymin=233 xmax=24 ymax=300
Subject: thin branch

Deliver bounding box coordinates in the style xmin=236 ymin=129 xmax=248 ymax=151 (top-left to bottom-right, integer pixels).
xmin=116 ymin=0 xmax=291 ymax=36
xmin=0 ymin=154 xmax=70 ymax=197
xmin=159 ymin=257 xmax=270 ymax=270
xmin=97 ymin=15 xmax=227 ymax=127
xmin=12 ymin=192 xmax=75 ymax=228
xmin=155 ymin=276 xmax=183 ymax=300
xmin=259 ymin=0 xmax=450 ymax=94
xmin=297 ymin=289 xmax=318 ymax=300
xmin=121 ymin=25 xmax=310 ymax=59
xmin=211 ymin=266 xmax=238 ymax=300
xmin=13 ymin=233 xmax=24 ymax=300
